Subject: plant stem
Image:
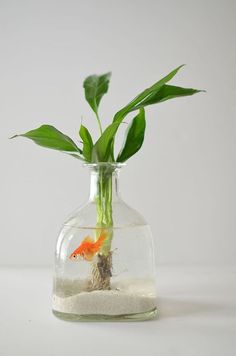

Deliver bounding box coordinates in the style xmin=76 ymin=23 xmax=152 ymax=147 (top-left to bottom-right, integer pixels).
xmin=90 ymin=165 xmax=114 ymax=290
xmin=95 ymin=112 xmax=103 ymax=136
xmin=96 ymin=166 xmax=113 ymax=253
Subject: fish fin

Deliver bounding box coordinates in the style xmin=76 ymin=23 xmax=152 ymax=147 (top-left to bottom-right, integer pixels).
xmin=82 ymin=235 xmax=93 ymax=243
xmin=98 ymin=231 xmax=107 ymax=244
xmin=93 ymin=232 xmax=107 ymax=251
xmin=84 ymin=252 xmax=94 ymax=261
xmin=99 ymin=230 xmax=108 ymax=240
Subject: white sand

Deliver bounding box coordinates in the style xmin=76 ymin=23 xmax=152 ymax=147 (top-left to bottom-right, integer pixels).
xmin=52 ymin=278 xmax=156 ymax=315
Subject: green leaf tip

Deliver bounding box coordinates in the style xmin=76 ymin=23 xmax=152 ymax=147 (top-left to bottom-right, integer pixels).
xmin=83 ymin=72 xmax=112 ymax=135
xmin=83 ymin=72 xmax=112 ymax=113
xmin=10 ymin=124 xmax=84 ymax=160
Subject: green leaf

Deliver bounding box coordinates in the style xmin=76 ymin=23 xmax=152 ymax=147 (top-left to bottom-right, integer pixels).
xmin=98 ymin=65 xmax=184 ymax=162
xmin=117 ymin=108 xmax=146 ymax=162
xmin=132 ymin=84 xmax=204 ymax=110
xmin=10 ymin=125 xmax=83 ymax=158
xmin=79 ymin=124 xmax=93 ymax=162
xmin=104 ymin=65 xmax=204 ymax=162
xmin=83 ymin=72 xmax=111 ymax=114
xmin=113 ymin=65 xmax=185 ymax=124
xmin=92 ymin=122 xmax=120 ymax=162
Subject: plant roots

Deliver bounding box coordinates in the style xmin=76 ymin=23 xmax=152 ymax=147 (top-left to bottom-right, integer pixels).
xmin=89 ymin=252 xmax=112 ymax=290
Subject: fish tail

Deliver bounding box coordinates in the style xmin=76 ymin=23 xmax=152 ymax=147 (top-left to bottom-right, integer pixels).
xmin=94 ymin=231 xmax=107 ymax=250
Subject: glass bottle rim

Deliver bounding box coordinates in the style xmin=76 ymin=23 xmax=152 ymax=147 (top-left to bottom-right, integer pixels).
xmin=83 ymin=162 xmax=126 ymax=169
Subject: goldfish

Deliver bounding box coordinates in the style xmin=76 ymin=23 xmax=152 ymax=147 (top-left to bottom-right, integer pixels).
xmin=69 ymin=231 xmax=107 ymax=262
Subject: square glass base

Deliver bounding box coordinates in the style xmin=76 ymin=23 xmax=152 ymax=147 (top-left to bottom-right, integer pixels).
xmin=52 ymin=307 xmax=157 ymax=322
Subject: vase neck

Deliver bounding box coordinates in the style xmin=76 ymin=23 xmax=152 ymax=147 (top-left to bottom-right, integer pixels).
xmin=88 ymin=165 xmax=121 ymax=202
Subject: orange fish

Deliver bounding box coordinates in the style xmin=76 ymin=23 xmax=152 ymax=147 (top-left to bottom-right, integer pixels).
xmin=69 ymin=231 xmax=107 ymax=261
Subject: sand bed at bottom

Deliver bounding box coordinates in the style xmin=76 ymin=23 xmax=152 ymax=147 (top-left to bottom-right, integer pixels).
xmin=53 ymin=279 xmax=156 ymax=315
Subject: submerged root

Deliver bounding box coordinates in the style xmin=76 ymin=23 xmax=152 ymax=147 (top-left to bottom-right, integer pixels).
xmin=88 ymin=252 xmax=112 ymax=291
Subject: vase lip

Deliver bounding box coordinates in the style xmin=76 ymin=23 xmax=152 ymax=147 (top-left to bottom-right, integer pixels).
xmin=83 ymin=162 xmax=126 ymax=169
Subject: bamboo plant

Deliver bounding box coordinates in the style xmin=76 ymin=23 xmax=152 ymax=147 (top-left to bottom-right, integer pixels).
xmin=11 ymin=65 xmax=204 ymax=289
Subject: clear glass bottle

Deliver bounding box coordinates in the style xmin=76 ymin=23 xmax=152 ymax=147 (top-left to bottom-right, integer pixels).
xmin=52 ymin=163 xmax=157 ymax=321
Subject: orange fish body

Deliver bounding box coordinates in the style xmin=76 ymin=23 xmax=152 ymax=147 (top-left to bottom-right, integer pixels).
xmin=69 ymin=231 xmax=107 ymax=261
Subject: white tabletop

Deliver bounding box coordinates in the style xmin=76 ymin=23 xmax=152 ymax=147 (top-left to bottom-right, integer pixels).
xmin=1 ymin=265 xmax=236 ymax=356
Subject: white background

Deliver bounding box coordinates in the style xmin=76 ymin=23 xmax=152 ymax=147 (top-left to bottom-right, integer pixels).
xmin=1 ymin=0 xmax=235 ymax=267
xmin=1 ymin=2 xmax=236 ymax=356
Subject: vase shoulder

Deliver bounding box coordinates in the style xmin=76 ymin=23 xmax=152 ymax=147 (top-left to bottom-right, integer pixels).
xmin=64 ymin=200 xmax=147 ymax=229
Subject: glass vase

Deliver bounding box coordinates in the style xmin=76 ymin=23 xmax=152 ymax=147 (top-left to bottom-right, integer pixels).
xmin=52 ymin=163 xmax=157 ymax=321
